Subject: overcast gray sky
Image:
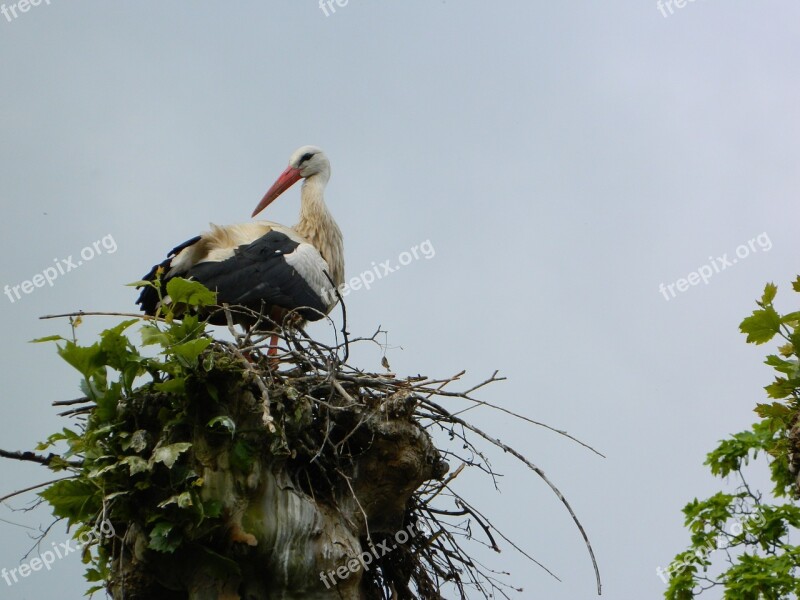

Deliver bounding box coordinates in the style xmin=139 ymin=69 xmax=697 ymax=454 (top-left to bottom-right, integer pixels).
xmin=1 ymin=2 xmax=798 ymax=599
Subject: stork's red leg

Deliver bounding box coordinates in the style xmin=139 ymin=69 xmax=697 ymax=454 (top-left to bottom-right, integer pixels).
xmin=267 ymin=333 xmax=280 ymax=368
xmin=267 ymin=333 xmax=280 ymax=356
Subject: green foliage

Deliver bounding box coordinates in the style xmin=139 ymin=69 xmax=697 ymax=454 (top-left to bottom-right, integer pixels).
xmin=665 ymin=278 xmax=800 ymax=599
xmin=30 ymin=278 xmax=268 ymax=595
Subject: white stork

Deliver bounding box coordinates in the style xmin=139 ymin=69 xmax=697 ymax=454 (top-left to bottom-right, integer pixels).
xmin=137 ymin=146 xmax=344 ymax=339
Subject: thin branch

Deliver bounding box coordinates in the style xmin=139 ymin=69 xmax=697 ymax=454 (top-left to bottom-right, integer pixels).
xmin=0 ymin=477 xmax=75 ymax=504
xmin=420 ymin=396 xmax=602 ymax=595
xmin=40 ymin=311 xmax=158 ymax=321
xmin=0 ymin=448 xmax=82 ymax=469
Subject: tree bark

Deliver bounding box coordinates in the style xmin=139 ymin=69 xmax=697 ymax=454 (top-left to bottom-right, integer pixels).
xmin=108 ymin=370 xmax=448 ymax=600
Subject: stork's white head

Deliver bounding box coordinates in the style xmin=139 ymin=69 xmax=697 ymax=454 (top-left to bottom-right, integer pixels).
xmin=290 ymin=145 xmax=330 ymax=180
xmin=252 ymin=146 xmax=330 ymax=218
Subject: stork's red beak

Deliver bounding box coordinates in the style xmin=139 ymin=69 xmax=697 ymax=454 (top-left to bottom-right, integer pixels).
xmin=251 ymin=166 xmax=303 ymax=217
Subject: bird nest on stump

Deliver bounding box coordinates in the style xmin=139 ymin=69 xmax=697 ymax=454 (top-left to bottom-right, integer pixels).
xmin=1 ymin=286 xmax=601 ymax=600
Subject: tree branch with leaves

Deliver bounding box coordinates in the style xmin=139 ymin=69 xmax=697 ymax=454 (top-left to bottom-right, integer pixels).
xmin=664 ymin=277 xmax=800 ymax=599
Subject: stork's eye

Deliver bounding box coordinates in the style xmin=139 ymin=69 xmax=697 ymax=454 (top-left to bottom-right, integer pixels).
xmin=299 ymin=152 xmax=315 ymax=164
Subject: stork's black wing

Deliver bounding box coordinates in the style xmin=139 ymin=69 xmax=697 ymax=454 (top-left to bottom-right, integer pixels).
xmin=137 ymin=231 xmax=331 ymax=321
xmin=188 ymin=231 xmax=330 ymax=319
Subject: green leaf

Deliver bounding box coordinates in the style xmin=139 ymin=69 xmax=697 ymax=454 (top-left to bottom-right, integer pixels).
xmin=158 ymin=491 xmax=193 ymax=509
xmin=140 ymin=324 xmax=171 ymax=347
xmin=704 ymin=423 xmax=775 ymax=477
xmin=87 ymin=463 xmax=119 ymax=479
xmin=165 ymin=278 xmax=217 ymax=308
xmin=207 ymin=416 xmax=236 ymax=438
xmin=30 ymin=335 xmax=66 ymax=343
xmin=781 ymin=311 xmax=800 ymax=324
xmin=44 ymin=456 xmax=74 ymax=472
xmin=126 ymin=430 xmax=150 ymax=454
xmin=120 ymin=456 xmax=150 ymax=475
xmin=99 ymin=320 xmax=139 ymax=370
xmin=761 ymin=282 xmax=778 ymax=305
xmin=740 ymin=306 xmax=783 ymax=345
xmin=57 ymin=341 xmax=106 ymax=379
xmin=36 ymin=427 xmax=81 ymax=451
xmin=170 ymin=338 xmax=212 ymax=367
xmin=148 ymin=522 xmax=181 ymax=553
xmin=666 ymin=277 xmax=800 ymax=597
xmin=126 ymin=280 xmax=154 ymax=288
xmin=167 ymin=314 xmax=206 ymax=343
xmin=765 ymin=377 xmax=800 ymax=400
xmin=754 ymin=402 xmax=792 ymax=421
xmin=154 ymin=377 xmax=186 ymax=394
xmin=765 ymin=355 xmax=798 ymax=375
xmin=39 ymin=479 xmax=100 ymax=524
xmin=93 ymin=381 xmax=122 ymax=423
xmin=150 ymin=442 xmax=192 ymax=469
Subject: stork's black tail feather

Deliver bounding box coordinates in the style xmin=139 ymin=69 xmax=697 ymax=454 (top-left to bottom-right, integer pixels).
xmin=136 ymin=235 xmax=202 ymax=315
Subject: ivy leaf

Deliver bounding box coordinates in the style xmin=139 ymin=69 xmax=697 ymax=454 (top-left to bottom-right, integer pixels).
xmin=150 ymin=442 xmax=192 ymax=469
xmin=87 ymin=463 xmax=120 ymax=479
xmin=120 ymin=456 xmax=150 ymax=476
xmin=158 ymin=491 xmax=193 ymax=509
xmin=792 ymin=276 xmax=800 ymax=293
xmin=148 ymin=522 xmax=181 ymax=553
xmin=207 ymin=416 xmax=236 ymax=438
xmin=127 ymin=430 xmax=150 ymax=453
xmin=740 ymin=307 xmax=783 ymax=345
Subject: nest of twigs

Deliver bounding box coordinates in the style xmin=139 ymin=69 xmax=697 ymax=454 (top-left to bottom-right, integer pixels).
xmin=2 ymin=301 xmax=602 ymax=600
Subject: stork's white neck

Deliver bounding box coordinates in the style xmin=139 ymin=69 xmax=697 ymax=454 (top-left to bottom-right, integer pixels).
xmin=295 ymin=174 xmax=345 ymax=287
